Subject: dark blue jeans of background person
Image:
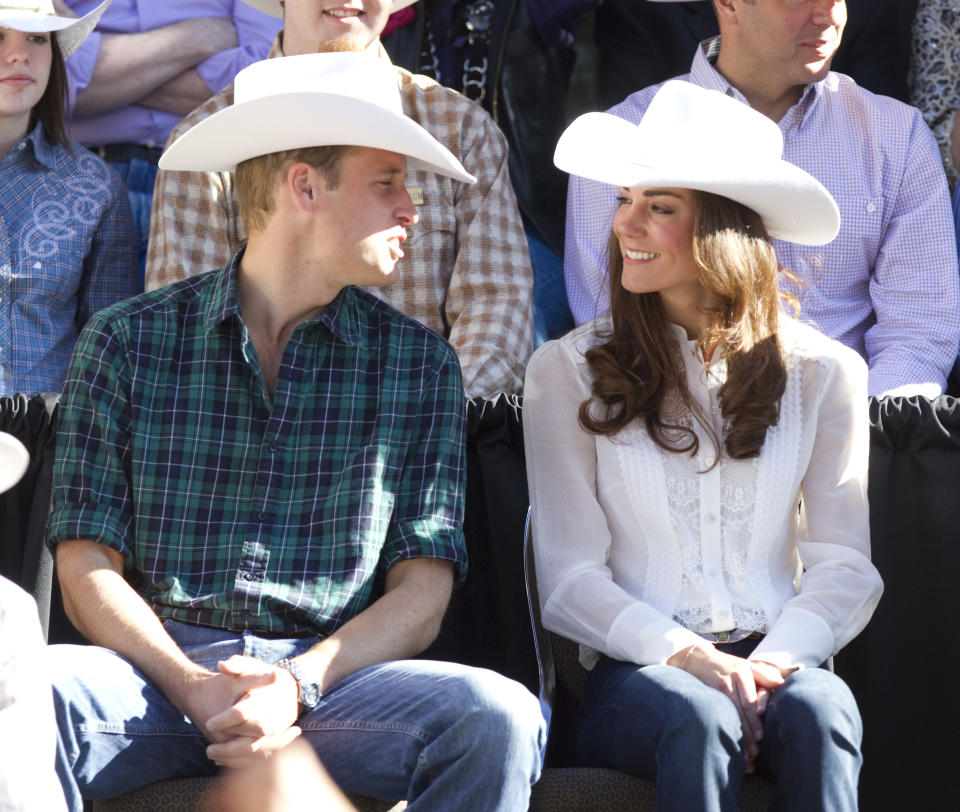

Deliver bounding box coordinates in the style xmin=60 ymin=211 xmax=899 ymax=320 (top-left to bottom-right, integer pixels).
xmin=577 ymin=646 xmax=863 ymax=812
xmin=527 ymin=226 xmax=574 ymax=346
xmin=108 ymin=156 xmax=158 ymax=288
xmin=49 ymin=619 xmax=546 ymax=811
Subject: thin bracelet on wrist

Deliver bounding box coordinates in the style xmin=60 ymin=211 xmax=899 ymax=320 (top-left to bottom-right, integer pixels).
xmin=679 ymin=644 xmax=701 ymax=671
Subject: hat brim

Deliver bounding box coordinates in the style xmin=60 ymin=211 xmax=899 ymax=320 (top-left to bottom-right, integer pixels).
xmin=241 ymin=0 xmax=418 ymax=18
xmin=0 ymin=433 xmax=29 ymax=494
xmin=0 ymin=0 xmax=109 ymax=58
xmin=159 ymin=90 xmax=476 ymax=184
xmin=555 ymin=112 xmax=840 ymax=246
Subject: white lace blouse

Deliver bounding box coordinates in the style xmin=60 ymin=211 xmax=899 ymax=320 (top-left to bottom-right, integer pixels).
xmin=523 ymin=315 xmax=883 ymax=671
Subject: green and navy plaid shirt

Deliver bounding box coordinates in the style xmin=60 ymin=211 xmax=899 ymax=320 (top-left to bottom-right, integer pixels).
xmin=46 ymin=254 xmax=467 ymax=636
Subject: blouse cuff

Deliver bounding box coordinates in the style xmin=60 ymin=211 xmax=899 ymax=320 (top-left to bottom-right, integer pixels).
xmin=606 ymin=604 xmax=707 ymax=666
xmin=749 ymin=607 xmax=834 ymax=669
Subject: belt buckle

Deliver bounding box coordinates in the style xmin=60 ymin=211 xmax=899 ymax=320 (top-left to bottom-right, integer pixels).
xmin=700 ymin=628 xmax=754 ymax=644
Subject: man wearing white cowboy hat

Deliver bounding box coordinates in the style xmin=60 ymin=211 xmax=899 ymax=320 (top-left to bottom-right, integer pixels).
xmin=0 ymin=432 xmax=67 ymax=811
xmin=566 ymin=0 xmax=960 ymax=401
xmin=54 ymin=0 xmax=283 ymax=276
xmin=46 ymin=52 xmax=544 ymax=812
xmin=145 ymin=0 xmax=534 ymax=400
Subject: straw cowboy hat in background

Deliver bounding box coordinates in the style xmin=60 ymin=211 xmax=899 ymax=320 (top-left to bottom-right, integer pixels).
xmin=241 ymin=0 xmax=418 ymax=18
xmin=0 ymin=432 xmax=28 ymax=495
xmin=159 ymin=51 xmax=475 ymax=183
xmin=0 ymin=0 xmax=110 ymax=57
xmin=554 ymin=80 xmax=841 ymax=246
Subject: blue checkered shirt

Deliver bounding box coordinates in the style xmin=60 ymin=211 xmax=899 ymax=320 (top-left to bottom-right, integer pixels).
xmin=565 ymin=38 xmax=960 ymax=396
xmin=46 ymin=255 xmax=468 ymax=635
xmin=0 ymin=123 xmax=138 ymax=397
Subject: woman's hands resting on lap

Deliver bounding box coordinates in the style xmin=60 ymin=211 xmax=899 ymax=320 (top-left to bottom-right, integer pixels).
xmin=667 ymin=644 xmax=789 ymax=772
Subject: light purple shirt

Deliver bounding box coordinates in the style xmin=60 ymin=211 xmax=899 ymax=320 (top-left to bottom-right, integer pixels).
xmin=64 ymin=0 xmax=283 ymax=148
xmin=564 ymin=38 xmax=960 ymax=397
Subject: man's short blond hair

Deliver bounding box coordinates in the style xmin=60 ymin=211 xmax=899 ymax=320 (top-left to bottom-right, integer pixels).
xmin=235 ymin=145 xmax=354 ymax=232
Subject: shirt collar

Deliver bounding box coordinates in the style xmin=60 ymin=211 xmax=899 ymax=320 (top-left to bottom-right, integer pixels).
xmin=14 ymin=121 xmax=57 ymax=169
xmin=203 ymin=248 xmax=368 ymax=348
xmin=691 ymin=36 xmax=823 ymax=130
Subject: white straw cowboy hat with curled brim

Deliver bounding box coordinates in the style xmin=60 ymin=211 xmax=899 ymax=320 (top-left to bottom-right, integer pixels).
xmin=0 ymin=0 xmax=110 ymax=58
xmin=0 ymin=432 xmax=29 ymax=495
xmin=555 ymin=80 xmax=841 ymax=246
xmin=241 ymin=0 xmax=418 ymax=18
xmin=159 ymin=51 xmax=475 ymax=184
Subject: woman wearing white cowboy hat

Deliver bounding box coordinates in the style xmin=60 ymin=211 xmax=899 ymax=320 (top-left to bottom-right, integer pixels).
xmin=0 ymin=0 xmax=138 ymax=397
xmin=524 ymin=80 xmax=882 ymax=811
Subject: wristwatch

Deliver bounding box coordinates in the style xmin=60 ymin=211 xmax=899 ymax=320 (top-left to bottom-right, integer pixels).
xmin=275 ymin=657 xmax=322 ymax=716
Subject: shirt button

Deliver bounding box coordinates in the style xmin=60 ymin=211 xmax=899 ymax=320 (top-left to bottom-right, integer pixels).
xmin=703 ymin=456 xmax=715 ymax=467
xmin=708 ymin=566 xmax=720 ymax=578
xmin=866 ymin=202 xmax=876 ymax=213
xmin=240 ymin=572 xmax=253 ymax=581
xmin=267 ymin=442 xmax=277 ymax=453
xmin=17 ymin=142 xmax=25 ymax=151
xmin=705 ymin=513 xmax=717 ymax=524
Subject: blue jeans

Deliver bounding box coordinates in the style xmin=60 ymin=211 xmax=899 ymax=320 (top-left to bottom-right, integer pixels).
xmin=107 ymin=157 xmax=158 ymax=287
xmin=49 ymin=620 xmax=545 ymax=811
xmin=527 ymin=226 xmax=573 ymax=346
xmin=577 ymin=653 xmax=862 ymax=812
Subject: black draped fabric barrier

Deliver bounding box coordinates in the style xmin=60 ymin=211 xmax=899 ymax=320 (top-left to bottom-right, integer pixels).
xmin=0 ymin=393 xmax=59 ymax=635
xmin=833 ymin=395 xmax=960 ymax=810
xmin=420 ymin=394 xmax=539 ymax=695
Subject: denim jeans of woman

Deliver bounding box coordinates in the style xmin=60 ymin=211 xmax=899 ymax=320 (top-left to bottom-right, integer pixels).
xmin=49 ymin=620 xmax=546 ymax=811
xmin=576 ymin=643 xmax=862 ymax=812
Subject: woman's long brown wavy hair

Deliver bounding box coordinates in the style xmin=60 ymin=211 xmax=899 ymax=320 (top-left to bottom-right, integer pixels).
xmin=578 ymin=190 xmax=796 ymax=463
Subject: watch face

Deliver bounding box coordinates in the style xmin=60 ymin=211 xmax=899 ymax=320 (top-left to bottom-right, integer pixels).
xmin=301 ymin=681 xmax=321 ymax=708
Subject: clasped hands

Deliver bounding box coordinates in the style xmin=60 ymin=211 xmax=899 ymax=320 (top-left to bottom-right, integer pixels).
xmin=671 ymin=645 xmax=795 ymax=773
xmin=182 ymin=655 xmax=304 ymax=769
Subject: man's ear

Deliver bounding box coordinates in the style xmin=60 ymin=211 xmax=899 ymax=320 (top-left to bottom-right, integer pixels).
xmin=286 ymin=162 xmax=320 ymax=213
xmin=713 ymin=0 xmax=738 ymax=26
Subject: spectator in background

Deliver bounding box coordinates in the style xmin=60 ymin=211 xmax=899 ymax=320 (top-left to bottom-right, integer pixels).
xmin=57 ymin=0 xmax=283 ymax=279
xmin=382 ymin=0 xmax=595 ymax=344
xmin=593 ymin=0 xmax=718 ymax=111
xmin=147 ymin=0 xmax=534 ymax=398
xmin=0 ymin=431 xmax=66 ymax=812
xmin=0 ymin=0 xmax=137 ymax=398
xmin=566 ymin=0 xmax=960 ymax=399
xmin=911 ymin=0 xmax=959 ymax=187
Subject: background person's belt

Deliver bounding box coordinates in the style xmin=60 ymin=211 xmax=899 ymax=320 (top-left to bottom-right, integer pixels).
xmin=91 ymin=143 xmax=163 ymax=164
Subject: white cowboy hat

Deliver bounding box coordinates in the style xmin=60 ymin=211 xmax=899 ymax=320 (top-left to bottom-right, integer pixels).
xmin=0 ymin=0 xmax=110 ymax=58
xmin=0 ymin=432 xmax=29 ymax=495
xmin=241 ymin=0 xmax=418 ymax=19
xmin=555 ymin=81 xmax=840 ymax=245
xmin=159 ymin=52 xmax=475 ymax=183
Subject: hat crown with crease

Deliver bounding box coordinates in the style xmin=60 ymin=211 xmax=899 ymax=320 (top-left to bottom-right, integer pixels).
xmin=0 ymin=0 xmax=109 ymax=58
xmin=159 ymin=51 xmax=475 ymax=184
xmin=554 ymin=81 xmax=840 ymax=246
xmin=241 ymin=0 xmax=418 ymax=19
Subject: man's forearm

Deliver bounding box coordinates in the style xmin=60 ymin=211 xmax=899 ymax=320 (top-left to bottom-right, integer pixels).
xmin=295 ymin=558 xmax=454 ymax=692
xmin=56 ymin=539 xmax=209 ymax=713
xmin=73 ymin=17 xmax=237 ymax=117
xmin=138 ymin=69 xmax=220 ymax=117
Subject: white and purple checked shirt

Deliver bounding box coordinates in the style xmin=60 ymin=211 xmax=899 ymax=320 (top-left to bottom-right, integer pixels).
xmin=564 ymin=38 xmax=960 ymax=397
